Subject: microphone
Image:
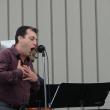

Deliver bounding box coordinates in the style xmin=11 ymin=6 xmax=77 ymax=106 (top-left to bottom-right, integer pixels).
xmin=29 ymin=45 xmax=46 ymax=61
xmin=37 ymin=45 xmax=46 ymax=53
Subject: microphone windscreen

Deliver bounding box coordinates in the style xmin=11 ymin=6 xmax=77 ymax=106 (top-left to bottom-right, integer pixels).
xmin=37 ymin=45 xmax=45 ymax=53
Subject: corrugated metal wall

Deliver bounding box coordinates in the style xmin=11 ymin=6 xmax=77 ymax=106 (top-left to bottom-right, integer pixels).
xmin=0 ymin=0 xmax=110 ymax=109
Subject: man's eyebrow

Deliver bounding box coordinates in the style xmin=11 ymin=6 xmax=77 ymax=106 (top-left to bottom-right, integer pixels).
xmin=30 ymin=36 xmax=36 ymax=38
xmin=29 ymin=36 xmax=38 ymax=40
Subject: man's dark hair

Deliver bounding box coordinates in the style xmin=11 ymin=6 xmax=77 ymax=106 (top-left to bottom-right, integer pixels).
xmin=15 ymin=26 xmax=38 ymax=44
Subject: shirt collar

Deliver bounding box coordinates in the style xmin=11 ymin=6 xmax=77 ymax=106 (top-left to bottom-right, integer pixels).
xmin=11 ymin=45 xmax=20 ymax=57
xmin=11 ymin=45 xmax=31 ymax=62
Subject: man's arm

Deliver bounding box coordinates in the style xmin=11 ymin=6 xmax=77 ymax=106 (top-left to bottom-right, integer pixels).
xmin=29 ymin=75 xmax=44 ymax=106
xmin=0 ymin=51 xmax=23 ymax=83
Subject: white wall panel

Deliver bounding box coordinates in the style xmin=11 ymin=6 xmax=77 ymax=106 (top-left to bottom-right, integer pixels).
xmin=23 ymin=0 xmax=36 ymax=27
xmin=97 ymin=0 xmax=110 ymax=109
xmin=52 ymin=0 xmax=67 ymax=84
xmin=97 ymin=0 xmax=110 ymax=82
xmin=67 ymin=0 xmax=82 ymax=83
xmin=0 ymin=0 xmax=8 ymax=40
xmin=81 ymin=0 xmax=97 ymax=83
xmin=9 ymin=0 xmax=22 ymax=39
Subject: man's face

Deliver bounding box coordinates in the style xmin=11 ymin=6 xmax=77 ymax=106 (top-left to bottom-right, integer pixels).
xmin=19 ymin=29 xmax=38 ymax=56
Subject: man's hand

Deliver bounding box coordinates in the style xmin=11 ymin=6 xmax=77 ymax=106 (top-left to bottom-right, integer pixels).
xmin=22 ymin=65 xmax=38 ymax=82
xmin=17 ymin=60 xmax=38 ymax=82
xmin=17 ymin=60 xmax=26 ymax=77
xmin=27 ymin=107 xmax=52 ymax=110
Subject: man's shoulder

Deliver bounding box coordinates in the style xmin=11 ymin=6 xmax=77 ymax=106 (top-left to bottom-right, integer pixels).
xmin=0 ymin=47 xmax=12 ymax=58
xmin=0 ymin=47 xmax=11 ymax=53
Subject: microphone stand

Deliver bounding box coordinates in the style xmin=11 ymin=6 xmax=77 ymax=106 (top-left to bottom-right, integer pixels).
xmin=42 ymin=51 xmax=47 ymax=108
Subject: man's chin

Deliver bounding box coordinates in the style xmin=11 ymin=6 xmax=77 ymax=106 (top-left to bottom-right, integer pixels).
xmin=24 ymin=51 xmax=31 ymax=57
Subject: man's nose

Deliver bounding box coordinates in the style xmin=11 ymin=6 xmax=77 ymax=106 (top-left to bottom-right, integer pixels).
xmin=33 ymin=40 xmax=37 ymax=46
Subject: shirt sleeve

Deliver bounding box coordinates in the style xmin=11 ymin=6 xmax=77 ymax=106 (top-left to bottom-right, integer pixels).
xmin=29 ymin=75 xmax=44 ymax=106
xmin=30 ymin=74 xmax=44 ymax=92
xmin=29 ymin=62 xmax=44 ymax=92
xmin=0 ymin=50 xmax=23 ymax=83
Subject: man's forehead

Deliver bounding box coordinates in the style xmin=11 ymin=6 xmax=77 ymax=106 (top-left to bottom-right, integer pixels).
xmin=26 ymin=29 xmax=36 ymax=34
xmin=26 ymin=29 xmax=38 ymax=38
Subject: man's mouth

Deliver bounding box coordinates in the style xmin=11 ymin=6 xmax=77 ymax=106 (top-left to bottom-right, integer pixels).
xmin=30 ymin=48 xmax=37 ymax=54
xmin=31 ymin=48 xmax=36 ymax=51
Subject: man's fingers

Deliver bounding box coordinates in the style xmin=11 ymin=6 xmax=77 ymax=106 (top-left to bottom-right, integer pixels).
xmin=18 ymin=60 xmax=21 ymax=66
xmin=22 ymin=70 xmax=29 ymax=75
xmin=22 ymin=77 xmax=31 ymax=81
xmin=22 ymin=65 xmax=31 ymax=73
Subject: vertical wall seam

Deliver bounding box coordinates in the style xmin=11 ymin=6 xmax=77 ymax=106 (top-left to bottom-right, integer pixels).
xmin=79 ymin=0 xmax=84 ymax=83
xmin=7 ymin=0 xmax=10 ymax=39
xmin=50 ymin=0 xmax=54 ymax=83
xmin=36 ymin=0 xmax=38 ymax=28
xmin=65 ymin=0 xmax=69 ymax=83
xmin=95 ymin=0 xmax=99 ymax=83
xmin=21 ymin=0 xmax=24 ymax=25
xmin=65 ymin=1 xmax=69 ymax=110
xmin=79 ymin=1 xmax=84 ymax=109
xmin=36 ymin=0 xmax=39 ymax=75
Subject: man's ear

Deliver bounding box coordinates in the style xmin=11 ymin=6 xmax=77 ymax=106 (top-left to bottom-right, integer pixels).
xmin=18 ymin=36 xmax=22 ymax=41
